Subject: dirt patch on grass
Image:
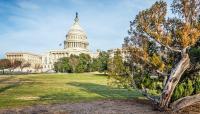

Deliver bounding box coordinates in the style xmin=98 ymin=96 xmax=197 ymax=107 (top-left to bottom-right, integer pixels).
xmin=16 ymin=96 xmax=40 ymax=101
xmin=0 ymin=99 xmax=199 ymax=114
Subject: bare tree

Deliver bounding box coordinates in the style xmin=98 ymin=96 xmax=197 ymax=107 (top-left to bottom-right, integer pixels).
xmin=10 ymin=60 xmax=22 ymax=72
xmin=20 ymin=62 xmax=31 ymax=72
xmin=34 ymin=64 xmax=42 ymax=72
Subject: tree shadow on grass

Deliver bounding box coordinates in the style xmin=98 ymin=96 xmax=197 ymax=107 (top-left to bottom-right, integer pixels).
xmin=93 ymin=73 xmax=108 ymax=76
xmin=0 ymin=81 xmax=21 ymax=93
xmin=0 ymin=76 xmax=21 ymax=93
xmin=39 ymin=82 xmax=141 ymax=103
xmin=66 ymin=82 xmax=141 ymax=99
xmin=0 ymin=76 xmax=15 ymax=83
xmin=40 ymin=92 xmax=85 ymax=102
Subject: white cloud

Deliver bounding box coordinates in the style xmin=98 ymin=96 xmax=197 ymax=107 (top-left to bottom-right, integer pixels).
xmin=0 ymin=0 xmax=171 ymax=58
xmin=17 ymin=1 xmax=40 ymax=10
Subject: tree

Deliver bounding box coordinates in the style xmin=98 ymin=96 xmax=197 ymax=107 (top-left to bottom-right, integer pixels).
xmin=20 ymin=62 xmax=31 ymax=72
xmin=54 ymin=57 xmax=71 ymax=73
xmin=53 ymin=54 xmax=93 ymax=73
xmin=54 ymin=62 xmax=60 ymax=72
xmin=108 ymin=49 xmax=132 ymax=88
xmin=91 ymin=58 xmax=99 ymax=71
xmin=0 ymin=59 xmax=11 ymax=74
xmin=124 ymin=0 xmax=200 ymax=111
xmin=97 ymin=51 xmax=109 ymax=73
xmin=10 ymin=60 xmax=22 ymax=72
xmin=68 ymin=55 xmax=79 ymax=73
xmin=76 ymin=53 xmax=91 ymax=73
xmin=34 ymin=64 xmax=42 ymax=72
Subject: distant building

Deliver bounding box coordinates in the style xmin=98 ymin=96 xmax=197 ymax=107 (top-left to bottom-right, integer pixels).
xmin=5 ymin=52 xmax=42 ymax=72
xmin=63 ymin=12 xmax=89 ymax=54
xmin=5 ymin=12 xmax=99 ymax=72
xmin=42 ymin=12 xmax=98 ymax=72
xmin=107 ymin=47 xmax=128 ymax=61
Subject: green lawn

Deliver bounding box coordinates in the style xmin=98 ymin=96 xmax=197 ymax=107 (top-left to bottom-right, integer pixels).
xmin=0 ymin=73 xmax=142 ymax=108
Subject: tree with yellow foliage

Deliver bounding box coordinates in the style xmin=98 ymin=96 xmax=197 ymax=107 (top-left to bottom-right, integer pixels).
xmin=125 ymin=0 xmax=200 ymax=111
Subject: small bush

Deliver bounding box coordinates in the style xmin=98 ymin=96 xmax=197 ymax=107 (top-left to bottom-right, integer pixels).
xmin=172 ymin=83 xmax=185 ymax=101
xmin=172 ymin=79 xmax=195 ymax=102
xmin=194 ymin=78 xmax=200 ymax=94
xmin=183 ymin=79 xmax=194 ymax=97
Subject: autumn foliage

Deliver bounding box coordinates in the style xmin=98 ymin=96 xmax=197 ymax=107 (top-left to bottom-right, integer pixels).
xmin=124 ymin=0 xmax=200 ymax=111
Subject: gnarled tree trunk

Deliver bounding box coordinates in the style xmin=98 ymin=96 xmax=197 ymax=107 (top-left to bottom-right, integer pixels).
xmin=159 ymin=52 xmax=190 ymax=109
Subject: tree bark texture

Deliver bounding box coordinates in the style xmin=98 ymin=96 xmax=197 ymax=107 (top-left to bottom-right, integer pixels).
xmin=159 ymin=53 xmax=190 ymax=109
xmin=171 ymin=93 xmax=200 ymax=112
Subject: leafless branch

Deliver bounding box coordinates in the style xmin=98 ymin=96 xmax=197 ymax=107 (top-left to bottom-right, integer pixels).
xmin=156 ymin=70 xmax=169 ymax=77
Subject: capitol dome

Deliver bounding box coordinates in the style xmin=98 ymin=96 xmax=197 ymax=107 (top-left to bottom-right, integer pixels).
xmin=64 ymin=12 xmax=89 ymax=51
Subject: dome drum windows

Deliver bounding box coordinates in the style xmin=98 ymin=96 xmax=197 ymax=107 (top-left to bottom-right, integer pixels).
xmin=64 ymin=13 xmax=89 ymax=50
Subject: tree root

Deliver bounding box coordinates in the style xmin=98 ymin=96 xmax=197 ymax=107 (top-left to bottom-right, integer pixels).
xmin=171 ymin=93 xmax=200 ymax=112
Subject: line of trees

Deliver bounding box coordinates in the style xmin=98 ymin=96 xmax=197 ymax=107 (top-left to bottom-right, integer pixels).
xmin=0 ymin=59 xmax=31 ymax=74
xmin=54 ymin=52 xmax=109 ymax=73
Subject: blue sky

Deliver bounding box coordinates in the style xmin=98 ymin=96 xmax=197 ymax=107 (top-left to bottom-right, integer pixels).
xmin=0 ymin=0 xmax=173 ymax=58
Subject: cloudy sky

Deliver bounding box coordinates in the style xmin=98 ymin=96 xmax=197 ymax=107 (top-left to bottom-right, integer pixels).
xmin=0 ymin=0 xmax=173 ymax=58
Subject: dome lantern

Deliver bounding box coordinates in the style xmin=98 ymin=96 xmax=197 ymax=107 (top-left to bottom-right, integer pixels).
xmin=74 ymin=12 xmax=79 ymax=23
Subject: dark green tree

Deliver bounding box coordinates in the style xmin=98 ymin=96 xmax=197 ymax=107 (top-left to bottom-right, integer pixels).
xmin=54 ymin=57 xmax=71 ymax=73
xmin=91 ymin=58 xmax=99 ymax=71
xmin=97 ymin=51 xmax=109 ymax=73
xmin=76 ymin=53 xmax=91 ymax=73
xmin=69 ymin=55 xmax=79 ymax=73
xmin=108 ymin=49 xmax=132 ymax=88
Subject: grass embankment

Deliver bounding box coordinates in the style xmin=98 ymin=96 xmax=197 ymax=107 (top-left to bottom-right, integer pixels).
xmin=0 ymin=73 xmax=142 ymax=108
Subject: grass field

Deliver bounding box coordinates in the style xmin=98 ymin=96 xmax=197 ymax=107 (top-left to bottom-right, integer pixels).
xmin=0 ymin=73 xmax=142 ymax=109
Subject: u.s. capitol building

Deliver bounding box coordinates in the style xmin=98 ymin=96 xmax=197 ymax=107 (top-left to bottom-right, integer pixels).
xmin=6 ymin=13 xmax=99 ymax=72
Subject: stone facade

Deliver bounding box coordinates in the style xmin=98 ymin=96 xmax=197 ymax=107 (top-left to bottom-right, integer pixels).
xmin=107 ymin=48 xmax=128 ymax=61
xmin=6 ymin=52 xmax=42 ymax=72
xmin=42 ymin=50 xmax=69 ymax=72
